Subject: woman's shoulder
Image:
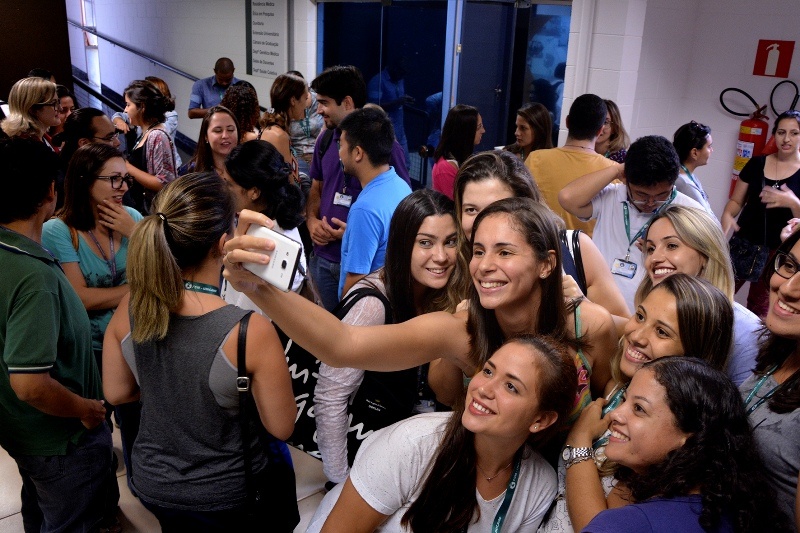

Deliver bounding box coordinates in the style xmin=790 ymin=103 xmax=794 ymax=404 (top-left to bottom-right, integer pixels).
xmin=363 ymin=412 xmax=451 ymax=452
xmin=43 ymin=216 xmax=68 ymax=235
xmin=124 ymin=206 xmax=144 ymax=222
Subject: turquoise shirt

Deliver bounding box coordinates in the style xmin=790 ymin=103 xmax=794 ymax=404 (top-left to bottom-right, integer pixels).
xmin=42 ymin=207 xmax=143 ymax=354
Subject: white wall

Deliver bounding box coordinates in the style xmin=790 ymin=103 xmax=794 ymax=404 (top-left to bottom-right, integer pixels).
xmin=67 ymin=0 xmax=317 ymax=143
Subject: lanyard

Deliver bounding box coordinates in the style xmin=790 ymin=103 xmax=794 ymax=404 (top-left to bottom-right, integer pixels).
xmin=622 ymin=188 xmax=677 ymax=259
xmin=680 ymin=165 xmax=708 ymax=201
xmin=491 ymin=453 xmax=522 ymax=533
xmin=87 ymin=229 xmax=117 ymax=281
xmin=744 ymin=365 xmax=782 ymax=415
xmin=183 ymin=280 xmax=220 ymax=295
xmin=300 ymin=115 xmax=311 ymax=138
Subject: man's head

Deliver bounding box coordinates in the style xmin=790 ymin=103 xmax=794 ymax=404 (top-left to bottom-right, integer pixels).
xmin=565 ymin=94 xmax=607 ymax=141
xmin=214 ymin=57 xmax=235 ymax=88
xmin=311 ymin=65 xmax=367 ymax=129
xmin=338 ymin=107 xmax=395 ymax=174
xmin=0 ymin=137 xmax=59 ymax=223
xmin=60 ymin=108 xmax=120 ymax=168
xmin=624 ymin=135 xmax=681 ymax=212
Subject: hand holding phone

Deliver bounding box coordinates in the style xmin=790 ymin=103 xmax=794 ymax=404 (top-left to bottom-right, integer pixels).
xmin=243 ymin=225 xmax=302 ymax=292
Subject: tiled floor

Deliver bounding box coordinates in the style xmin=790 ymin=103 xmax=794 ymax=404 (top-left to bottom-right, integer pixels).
xmin=0 ymin=427 xmax=327 ymax=532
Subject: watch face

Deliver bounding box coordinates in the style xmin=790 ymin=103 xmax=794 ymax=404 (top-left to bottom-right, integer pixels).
xmin=562 ymin=447 xmax=571 ymax=461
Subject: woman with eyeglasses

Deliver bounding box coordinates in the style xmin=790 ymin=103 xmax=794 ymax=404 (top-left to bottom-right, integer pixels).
xmin=43 ymin=143 xmax=142 ymax=369
xmin=594 ymin=99 xmax=629 ymax=164
xmin=723 ymin=110 xmax=800 ymax=318
xmin=739 ymin=229 xmax=800 ymax=529
xmin=673 ymin=121 xmax=715 ymax=215
xmin=1 ymin=77 xmax=62 ymax=149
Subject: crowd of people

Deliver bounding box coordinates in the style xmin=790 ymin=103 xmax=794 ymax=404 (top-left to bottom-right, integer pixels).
xmin=1 ymin=60 xmax=800 ymax=533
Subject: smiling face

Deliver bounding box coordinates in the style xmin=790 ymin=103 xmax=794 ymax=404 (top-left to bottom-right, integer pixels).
xmin=766 ymin=239 xmax=800 ymax=340
xmin=514 ymin=114 xmax=534 ymax=150
xmin=620 ymin=288 xmax=683 ymax=379
xmin=596 ymin=112 xmax=612 ymax=146
xmin=316 ymin=93 xmax=349 ymax=129
xmin=89 ymin=157 xmax=128 ymax=208
xmin=606 ymin=368 xmax=689 ymax=474
xmin=410 ymin=214 xmax=458 ymax=292
xmin=470 ymin=213 xmax=553 ymax=312
xmin=206 ymin=112 xmax=238 ymax=159
xmin=463 ymin=341 xmax=545 ymax=440
xmin=460 ymin=178 xmax=514 ymax=241
xmin=289 ymin=86 xmax=311 ymax=121
xmin=775 ymin=118 xmax=800 ymax=156
xmin=644 ymin=218 xmax=707 ymax=285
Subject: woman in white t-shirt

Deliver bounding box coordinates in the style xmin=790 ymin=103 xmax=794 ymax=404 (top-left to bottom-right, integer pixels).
xmin=308 ymin=335 xmax=577 ymax=532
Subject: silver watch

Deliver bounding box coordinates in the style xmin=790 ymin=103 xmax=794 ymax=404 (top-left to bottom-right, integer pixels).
xmin=562 ymin=445 xmax=594 ymax=469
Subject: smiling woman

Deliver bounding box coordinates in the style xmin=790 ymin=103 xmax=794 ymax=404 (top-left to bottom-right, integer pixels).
xmin=1 ymin=77 xmax=61 ymax=143
xmin=306 ymin=335 xmax=576 ymax=533
xmin=583 ymin=357 xmax=790 ymax=533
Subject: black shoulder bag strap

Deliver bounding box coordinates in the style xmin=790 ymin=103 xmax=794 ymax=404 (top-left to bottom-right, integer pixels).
xmin=318 ymin=128 xmax=336 ymax=159
xmin=236 ymin=311 xmax=256 ymax=504
xmin=571 ymin=229 xmax=587 ymax=294
xmin=335 ymin=286 xmax=392 ymax=323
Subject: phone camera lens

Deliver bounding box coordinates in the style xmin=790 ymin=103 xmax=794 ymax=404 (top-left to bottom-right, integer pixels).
xmin=281 ymin=260 xmax=287 ymax=269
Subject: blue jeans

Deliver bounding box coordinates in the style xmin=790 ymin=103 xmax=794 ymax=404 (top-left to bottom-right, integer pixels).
xmin=10 ymin=423 xmax=118 ymax=533
xmin=308 ymin=253 xmax=341 ymax=312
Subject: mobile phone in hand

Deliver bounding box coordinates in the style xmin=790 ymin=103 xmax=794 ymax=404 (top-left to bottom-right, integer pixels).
xmin=243 ymin=224 xmax=302 ymax=292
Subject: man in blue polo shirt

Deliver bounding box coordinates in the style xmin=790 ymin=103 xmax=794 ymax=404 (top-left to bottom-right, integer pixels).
xmin=0 ymin=138 xmax=116 ymax=531
xmin=337 ymin=107 xmax=411 ymax=298
xmin=306 ymin=65 xmax=410 ymax=311
xmin=188 ymin=57 xmax=238 ymax=119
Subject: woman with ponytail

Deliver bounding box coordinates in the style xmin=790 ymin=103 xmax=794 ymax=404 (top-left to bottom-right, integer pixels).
xmin=123 ymin=79 xmax=178 ymax=214
xmin=103 ymin=172 xmax=296 ymax=530
xmin=257 ymin=73 xmax=306 ymax=188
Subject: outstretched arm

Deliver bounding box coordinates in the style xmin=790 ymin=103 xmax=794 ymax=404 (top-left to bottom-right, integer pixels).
xmin=223 ymin=210 xmax=474 ymax=374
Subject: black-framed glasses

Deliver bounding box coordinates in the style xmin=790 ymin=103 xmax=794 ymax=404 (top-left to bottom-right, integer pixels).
xmin=626 ymin=185 xmax=673 ymax=208
xmin=96 ymin=174 xmax=133 ymax=190
xmin=93 ymin=130 xmax=121 ymax=143
xmin=604 ymin=118 xmax=614 ymax=126
xmin=774 ymin=252 xmax=799 ymax=279
xmin=34 ymin=98 xmax=60 ymax=111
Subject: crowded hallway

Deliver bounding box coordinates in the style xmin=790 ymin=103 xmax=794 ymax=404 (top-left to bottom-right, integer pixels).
xmin=2 ymin=1 xmax=800 ymax=532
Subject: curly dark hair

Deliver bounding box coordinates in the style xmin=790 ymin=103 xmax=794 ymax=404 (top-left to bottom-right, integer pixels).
xmin=616 ymin=357 xmax=791 ymax=532
xmin=220 ymin=84 xmax=260 ymax=140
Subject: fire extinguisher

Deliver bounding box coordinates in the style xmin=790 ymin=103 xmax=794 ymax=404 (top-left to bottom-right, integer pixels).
xmin=720 ymin=88 xmax=770 ymax=197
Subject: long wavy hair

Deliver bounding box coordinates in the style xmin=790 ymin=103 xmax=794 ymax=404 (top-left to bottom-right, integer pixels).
xmin=401 ymin=335 xmax=577 ymax=532
xmin=616 ymin=357 xmax=791 ymax=532
xmin=604 ymin=99 xmax=630 ymax=154
xmin=503 ymin=102 xmax=553 ymax=156
xmin=379 ymin=189 xmax=463 ymax=321
xmin=434 ymin=104 xmax=480 ymax=165
xmin=466 ymin=198 xmax=573 ymax=369
xmin=220 ymin=84 xmax=260 ymax=140
xmin=754 ymin=229 xmax=800 ymax=413
xmin=127 ymin=173 xmax=235 ymax=342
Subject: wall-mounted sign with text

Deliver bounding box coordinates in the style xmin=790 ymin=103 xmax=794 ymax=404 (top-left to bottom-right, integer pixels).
xmin=246 ymin=1 xmax=288 ymax=79
xmin=753 ymin=40 xmax=794 ymax=78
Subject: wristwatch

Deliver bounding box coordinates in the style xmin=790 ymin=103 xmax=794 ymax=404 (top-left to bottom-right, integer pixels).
xmin=562 ymin=445 xmax=594 ymax=469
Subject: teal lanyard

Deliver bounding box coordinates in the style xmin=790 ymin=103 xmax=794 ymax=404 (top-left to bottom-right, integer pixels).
xmin=491 ymin=453 xmax=522 ymax=533
xmin=622 ymin=188 xmax=677 ymax=260
xmin=680 ymin=165 xmax=708 ymax=201
xmin=300 ymin=115 xmax=311 ymax=138
xmin=744 ymin=366 xmax=782 ymax=415
xmin=183 ymin=280 xmax=219 ymax=296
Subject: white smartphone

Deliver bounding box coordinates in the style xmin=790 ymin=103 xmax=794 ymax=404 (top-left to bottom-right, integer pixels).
xmin=243 ymin=224 xmax=302 ymax=292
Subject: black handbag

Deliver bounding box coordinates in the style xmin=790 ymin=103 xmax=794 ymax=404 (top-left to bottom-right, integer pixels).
xmin=237 ymin=312 xmax=300 ymax=532
xmin=729 ymin=234 xmax=770 ymax=283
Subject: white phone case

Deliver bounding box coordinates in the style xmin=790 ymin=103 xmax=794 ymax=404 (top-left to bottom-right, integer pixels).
xmin=243 ymin=224 xmax=302 ymax=292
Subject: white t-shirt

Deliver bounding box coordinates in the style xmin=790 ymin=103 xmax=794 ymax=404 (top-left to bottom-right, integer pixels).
xmin=306 ymin=412 xmax=557 ymax=532
xmin=587 ymin=183 xmax=705 ymax=309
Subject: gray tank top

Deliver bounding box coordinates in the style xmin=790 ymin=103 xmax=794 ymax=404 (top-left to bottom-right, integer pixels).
xmin=129 ymin=305 xmax=269 ymax=511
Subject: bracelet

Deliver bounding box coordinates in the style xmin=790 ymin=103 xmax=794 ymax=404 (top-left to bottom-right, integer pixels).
xmin=565 ymin=454 xmax=594 ymax=469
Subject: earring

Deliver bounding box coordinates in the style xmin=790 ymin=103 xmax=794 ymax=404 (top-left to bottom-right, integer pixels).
xmin=534 ymin=425 xmax=539 ymax=431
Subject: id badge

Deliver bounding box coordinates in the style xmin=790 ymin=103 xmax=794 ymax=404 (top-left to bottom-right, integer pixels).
xmin=611 ymin=258 xmax=638 ymax=278
xmin=333 ymin=192 xmax=352 ymax=208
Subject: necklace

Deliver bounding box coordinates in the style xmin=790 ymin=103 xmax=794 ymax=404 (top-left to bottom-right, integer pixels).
xmin=476 ymin=460 xmax=513 ymax=482
xmin=86 ymin=228 xmax=117 ymax=281
xmin=563 ymin=144 xmax=595 ymax=152
xmin=136 ymin=122 xmax=161 ymax=149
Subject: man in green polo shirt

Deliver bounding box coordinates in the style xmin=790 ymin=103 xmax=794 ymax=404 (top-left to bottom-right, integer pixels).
xmin=0 ymin=137 xmax=117 ymax=531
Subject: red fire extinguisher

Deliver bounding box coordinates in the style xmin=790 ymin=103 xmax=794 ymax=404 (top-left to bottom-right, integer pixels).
xmin=730 ymin=106 xmax=769 ymax=197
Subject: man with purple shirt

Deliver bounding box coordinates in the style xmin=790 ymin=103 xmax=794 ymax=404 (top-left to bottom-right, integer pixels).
xmin=307 ymin=66 xmax=410 ymax=311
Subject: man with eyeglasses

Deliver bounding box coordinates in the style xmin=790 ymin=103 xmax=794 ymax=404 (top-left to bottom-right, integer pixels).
xmin=559 ymin=135 xmax=706 ymax=309
xmin=55 ymin=108 xmax=122 ymax=210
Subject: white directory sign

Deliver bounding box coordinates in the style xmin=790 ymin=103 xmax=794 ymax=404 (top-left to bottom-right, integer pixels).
xmin=248 ymin=1 xmax=288 ymax=78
